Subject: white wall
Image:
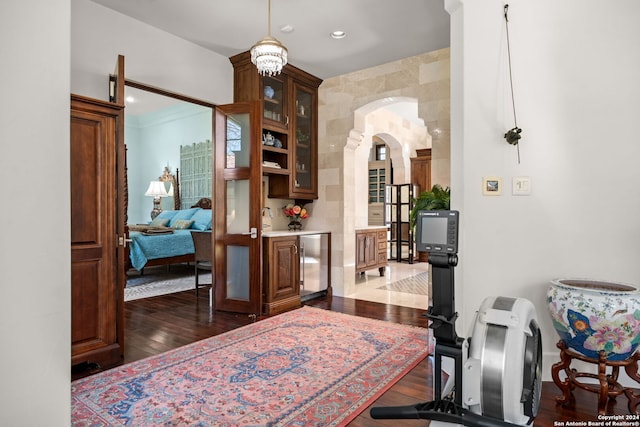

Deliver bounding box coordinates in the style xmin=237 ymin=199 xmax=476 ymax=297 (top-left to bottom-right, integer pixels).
xmin=0 ymin=1 xmax=71 ymax=425
xmin=448 ymin=0 xmax=640 ymax=380
xmin=127 ymin=104 xmax=212 ymax=224
xmin=71 ymin=0 xmax=233 ymax=105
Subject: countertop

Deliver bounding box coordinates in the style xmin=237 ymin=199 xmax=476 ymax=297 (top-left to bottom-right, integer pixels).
xmin=355 ymin=225 xmax=390 ymax=231
xmin=262 ymin=229 xmax=330 ymax=237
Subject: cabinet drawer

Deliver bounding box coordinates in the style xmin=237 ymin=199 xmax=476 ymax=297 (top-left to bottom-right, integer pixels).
xmin=377 ymin=230 xmax=387 ymax=240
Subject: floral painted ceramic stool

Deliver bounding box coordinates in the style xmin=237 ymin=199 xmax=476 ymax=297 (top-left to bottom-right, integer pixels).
xmin=547 ymin=278 xmax=640 ymax=415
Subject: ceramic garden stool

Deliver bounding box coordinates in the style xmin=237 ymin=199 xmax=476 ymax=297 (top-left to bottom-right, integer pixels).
xmin=548 ymin=278 xmax=640 ymax=415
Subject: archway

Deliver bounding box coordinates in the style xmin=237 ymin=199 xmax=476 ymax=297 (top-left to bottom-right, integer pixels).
xmin=341 ymin=97 xmax=431 ymax=297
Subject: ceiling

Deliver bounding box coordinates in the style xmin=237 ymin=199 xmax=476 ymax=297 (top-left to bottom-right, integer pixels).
xmin=90 ymin=0 xmax=450 ymax=80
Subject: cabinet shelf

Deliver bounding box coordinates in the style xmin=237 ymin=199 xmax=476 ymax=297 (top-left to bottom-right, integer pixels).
xmin=264 ymin=97 xmax=280 ymax=105
xmin=263 ymin=167 xmax=290 ymax=175
xmin=262 ymin=145 xmax=288 ymax=154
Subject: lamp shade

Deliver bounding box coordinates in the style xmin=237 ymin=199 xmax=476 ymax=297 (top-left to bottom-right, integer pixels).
xmin=144 ymin=181 xmax=169 ymax=197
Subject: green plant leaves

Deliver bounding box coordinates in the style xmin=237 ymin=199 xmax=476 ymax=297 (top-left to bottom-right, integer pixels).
xmin=409 ymin=184 xmax=451 ymax=230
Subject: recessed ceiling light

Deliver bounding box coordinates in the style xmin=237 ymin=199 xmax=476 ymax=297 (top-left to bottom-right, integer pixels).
xmin=330 ymin=30 xmax=346 ymax=39
xmin=280 ymin=24 xmax=294 ymax=34
xmin=126 ymin=96 xmax=135 ymax=103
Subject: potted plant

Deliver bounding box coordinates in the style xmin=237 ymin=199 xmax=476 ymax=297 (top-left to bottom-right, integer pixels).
xmin=410 ymin=184 xmax=450 ymax=262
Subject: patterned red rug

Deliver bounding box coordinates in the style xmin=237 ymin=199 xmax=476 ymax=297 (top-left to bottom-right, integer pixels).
xmin=72 ymin=306 xmax=432 ymax=426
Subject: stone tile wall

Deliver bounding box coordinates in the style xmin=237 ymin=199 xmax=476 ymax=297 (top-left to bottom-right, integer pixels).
xmin=307 ymin=48 xmax=450 ymax=296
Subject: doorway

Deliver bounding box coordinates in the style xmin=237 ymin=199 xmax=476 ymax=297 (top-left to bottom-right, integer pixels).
xmin=343 ymin=97 xmax=432 ymax=297
xmin=122 ymin=82 xmax=214 ymax=300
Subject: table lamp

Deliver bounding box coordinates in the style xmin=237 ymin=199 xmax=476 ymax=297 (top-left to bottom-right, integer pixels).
xmin=145 ymin=180 xmax=169 ymax=219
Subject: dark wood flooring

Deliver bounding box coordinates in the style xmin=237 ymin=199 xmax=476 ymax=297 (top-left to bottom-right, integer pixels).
xmin=105 ymin=289 xmax=636 ymax=425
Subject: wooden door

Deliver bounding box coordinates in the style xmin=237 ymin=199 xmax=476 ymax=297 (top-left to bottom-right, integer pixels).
xmin=410 ymin=148 xmax=431 ymax=194
xmin=356 ymin=231 xmax=377 ymax=270
xmin=263 ymin=236 xmax=300 ymax=314
xmin=213 ymin=102 xmax=262 ymax=314
xmin=365 ymin=231 xmax=378 ymax=268
xmin=70 ymin=95 xmax=123 ymax=368
xmin=112 ymin=55 xmax=127 ymax=350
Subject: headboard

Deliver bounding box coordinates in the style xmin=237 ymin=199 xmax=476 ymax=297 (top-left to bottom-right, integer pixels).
xmin=159 ymin=166 xmax=181 ymax=210
xmin=191 ymin=197 xmax=212 ymax=210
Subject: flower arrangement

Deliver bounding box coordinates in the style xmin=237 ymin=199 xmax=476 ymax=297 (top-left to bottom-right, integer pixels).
xmin=283 ymin=204 xmax=308 ymax=230
xmin=282 ymin=204 xmax=309 ymax=220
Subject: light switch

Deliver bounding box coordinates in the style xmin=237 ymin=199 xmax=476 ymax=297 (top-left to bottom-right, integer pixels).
xmin=513 ymin=176 xmax=531 ymax=195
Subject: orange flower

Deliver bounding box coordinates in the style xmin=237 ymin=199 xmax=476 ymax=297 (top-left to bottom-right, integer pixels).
xmin=282 ymin=204 xmax=309 ymax=220
xmin=573 ymin=320 xmax=588 ymax=332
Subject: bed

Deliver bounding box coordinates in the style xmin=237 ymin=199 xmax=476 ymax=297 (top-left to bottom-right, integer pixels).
xmin=126 ymin=197 xmax=212 ymax=272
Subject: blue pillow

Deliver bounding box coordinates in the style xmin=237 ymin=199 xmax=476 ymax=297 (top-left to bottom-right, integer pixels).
xmin=168 ymin=208 xmax=200 ymax=228
xmin=190 ymin=209 xmax=212 ymax=231
xmin=156 ymin=210 xmax=178 ymax=221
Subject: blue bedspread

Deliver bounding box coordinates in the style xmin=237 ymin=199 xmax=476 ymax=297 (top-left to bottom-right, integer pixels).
xmin=129 ymin=230 xmax=195 ymax=271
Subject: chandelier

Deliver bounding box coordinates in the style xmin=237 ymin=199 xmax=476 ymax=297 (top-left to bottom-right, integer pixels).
xmin=250 ymin=0 xmax=288 ymax=76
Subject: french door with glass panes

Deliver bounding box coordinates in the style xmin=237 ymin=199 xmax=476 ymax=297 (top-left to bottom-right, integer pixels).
xmin=213 ymin=102 xmax=262 ymax=314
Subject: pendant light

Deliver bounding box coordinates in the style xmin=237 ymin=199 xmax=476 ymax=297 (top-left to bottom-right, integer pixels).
xmin=250 ymin=0 xmax=288 ymax=76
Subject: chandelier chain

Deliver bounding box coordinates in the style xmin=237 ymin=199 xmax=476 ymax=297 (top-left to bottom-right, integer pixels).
xmin=267 ymin=0 xmax=272 ymax=36
xmin=251 ymin=0 xmax=288 ymax=76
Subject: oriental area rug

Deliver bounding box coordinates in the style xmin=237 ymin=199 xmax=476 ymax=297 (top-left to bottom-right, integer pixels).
xmin=72 ymin=306 xmax=433 ymax=426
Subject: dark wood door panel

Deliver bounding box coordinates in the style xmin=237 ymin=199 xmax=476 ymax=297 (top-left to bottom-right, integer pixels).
xmin=70 ymin=115 xmax=100 ymax=243
xmin=70 ymin=94 xmax=122 ymax=368
xmin=274 ymin=239 xmax=297 ymax=298
xmin=71 ymin=261 xmax=100 ymax=345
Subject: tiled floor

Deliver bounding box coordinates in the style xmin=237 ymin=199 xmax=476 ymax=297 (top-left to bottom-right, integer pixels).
xmin=348 ymin=261 xmax=431 ymax=309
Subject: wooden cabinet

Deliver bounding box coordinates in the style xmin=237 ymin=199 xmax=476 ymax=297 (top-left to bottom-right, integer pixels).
xmin=70 ymin=95 xmax=123 ymax=368
xmin=368 ymin=161 xmax=386 ymax=204
xmin=263 ymin=235 xmax=301 ymax=315
xmin=410 ymin=149 xmax=431 ymax=262
xmin=230 ymin=51 xmax=322 ymax=200
xmin=356 ymin=227 xmax=388 ymax=276
xmin=368 ymin=160 xmax=386 ymax=226
xmin=410 ymin=148 xmax=431 ymax=194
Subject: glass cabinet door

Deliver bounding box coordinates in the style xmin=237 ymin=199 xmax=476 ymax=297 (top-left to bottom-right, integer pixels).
xmin=368 ymin=167 xmax=386 ymax=203
xmin=291 ymin=84 xmax=316 ymax=197
xmin=262 ymin=76 xmax=286 ymax=128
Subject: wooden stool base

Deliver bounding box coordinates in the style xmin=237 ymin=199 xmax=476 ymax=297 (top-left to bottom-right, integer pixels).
xmin=551 ymin=340 xmax=640 ymax=415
